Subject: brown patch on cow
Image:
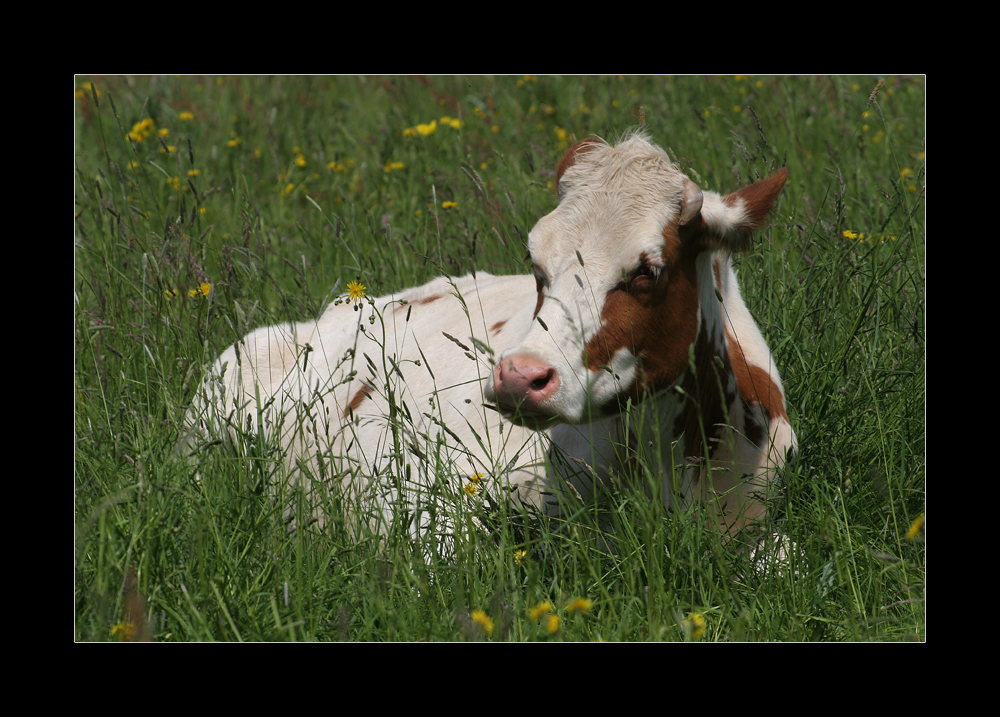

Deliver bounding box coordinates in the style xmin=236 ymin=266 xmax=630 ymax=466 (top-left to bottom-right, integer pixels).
xmin=726 ymin=333 xmax=788 ymax=423
xmin=490 ymin=320 xmax=507 ymax=336
xmin=394 ymin=293 xmax=444 ymax=314
xmin=584 ymin=221 xmax=701 ymax=403
xmin=555 ymin=138 xmax=603 ymax=193
xmin=344 ymin=385 xmax=373 ymax=419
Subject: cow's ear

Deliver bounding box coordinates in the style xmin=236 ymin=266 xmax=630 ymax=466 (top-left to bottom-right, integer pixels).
xmin=555 ymin=137 xmax=604 ymax=196
xmin=700 ymin=168 xmax=788 ymax=252
xmin=679 ymin=179 xmax=703 ymax=226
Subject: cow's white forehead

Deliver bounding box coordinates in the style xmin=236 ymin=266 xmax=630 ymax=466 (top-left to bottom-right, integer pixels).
xmin=530 ymin=135 xmax=687 ymax=273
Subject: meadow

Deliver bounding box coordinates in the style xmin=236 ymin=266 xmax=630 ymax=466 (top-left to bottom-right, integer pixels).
xmin=74 ymin=75 xmax=925 ymax=641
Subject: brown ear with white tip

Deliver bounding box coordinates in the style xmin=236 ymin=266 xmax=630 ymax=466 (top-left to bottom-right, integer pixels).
xmin=702 ymin=168 xmax=788 ymax=252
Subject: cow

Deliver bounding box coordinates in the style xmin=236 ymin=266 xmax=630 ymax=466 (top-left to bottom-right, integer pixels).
xmin=186 ymin=130 xmax=796 ymax=556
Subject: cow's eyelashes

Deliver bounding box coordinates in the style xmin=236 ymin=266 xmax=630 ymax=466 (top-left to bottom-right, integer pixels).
xmin=618 ymin=263 xmax=661 ymax=291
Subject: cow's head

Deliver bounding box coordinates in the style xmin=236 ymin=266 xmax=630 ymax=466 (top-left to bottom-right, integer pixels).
xmin=484 ymin=131 xmax=787 ymax=429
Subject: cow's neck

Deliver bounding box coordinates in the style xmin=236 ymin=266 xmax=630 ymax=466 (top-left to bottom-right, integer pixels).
xmin=639 ymin=252 xmax=736 ymax=477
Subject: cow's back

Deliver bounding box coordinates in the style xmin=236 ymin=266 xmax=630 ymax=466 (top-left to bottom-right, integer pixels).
xmin=186 ymin=272 xmax=552 ymax=534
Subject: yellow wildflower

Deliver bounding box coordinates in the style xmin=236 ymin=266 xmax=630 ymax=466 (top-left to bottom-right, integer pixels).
xmin=471 ymin=609 xmax=494 ymax=635
xmin=383 ymin=160 xmax=405 ymax=173
xmin=513 ymin=549 xmax=527 ymax=565
xmin=528 ymin=601 xmax=553 ymax=621
xmin=416 ymin=120 xmax=437 ymax=136
xmin=441 ymin=201 xmax=457 ymax=210
xmin=566 ymin=597 xmax=592 ymax=614
xmin=684 ymin=612 xmax=707 ymax=640
xmin=346 ymin=279 xmax=366 ymax=303
xmin=127 ymin=118 xmax=156 ymax=143
xmin=197 ymin=282 xmax=211 ymax=297
xmin=295 ymin=154 xmax=306 ymax=167
xmin=546 ymin=614 xmax=560 ymax=634
xmin=906 ymin=512 xmax=924 ymax=541
xmin=179 ymin=111 xmax=194 ymax=121
xmin=111 ymin=622 xmax=137 ymax=641
xmin=187 ymin=169 xmax=200 ymax=177
xmin=227 ymin=136 xmax=242 ymax=148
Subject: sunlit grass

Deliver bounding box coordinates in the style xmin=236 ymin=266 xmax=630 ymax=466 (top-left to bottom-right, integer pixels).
xmin=75 ymin=75 xmax=924 ymax=641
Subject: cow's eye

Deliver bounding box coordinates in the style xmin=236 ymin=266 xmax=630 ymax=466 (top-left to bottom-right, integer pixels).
xmin=619 ymin=263 xmax=660 ymax=291
xmin=532 ymin=265 xmax=547 ymax=294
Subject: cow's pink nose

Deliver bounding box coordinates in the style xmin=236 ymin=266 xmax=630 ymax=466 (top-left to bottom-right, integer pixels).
xmin=492 ymin=355 xmax=560 ymax=412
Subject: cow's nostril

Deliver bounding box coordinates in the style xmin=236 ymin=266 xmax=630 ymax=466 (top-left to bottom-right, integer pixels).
xmin=530 ymin=370 xmax=554 ymax=391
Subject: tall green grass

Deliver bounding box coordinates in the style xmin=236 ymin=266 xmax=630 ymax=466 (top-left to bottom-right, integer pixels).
xmin=75 ymin=75 xmax=924 ymax=641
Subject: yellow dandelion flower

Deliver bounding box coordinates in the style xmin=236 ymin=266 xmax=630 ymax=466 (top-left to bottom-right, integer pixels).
xmin=513 ymin=549 xmax=527 ymax=565
xmin=464 ymin=481 xmax=480 ymax=496
xmin=471 ymin=609 xmax=494 ymax=635
xmin=164 ymin=289 xmax=177 ymax=301
xmin=842 ymin=230 xmax=859 ymax=240
xmin=283 ymin=183 xmax=295 ymax=196
xmin=111 ymin=622 xmax=137 ymax=641
xmin=448 ymin=118 xmax=461 ymax=129
xmin=566 ymin=597 xmax=592 ymax=614
xmin=227 ymin=136 xmax=242 ymax=148
xmin=166 ymin=176 xmax=181 ymax=190
xmin=383 ymin=160 xmax=405 ymax=173
xmin=199 ymin=207 xmax=207 ymax=214
xmin=403 ymin=127 xmax=418 ymax=138
xmin=179 ymin=111 xmax=194 ymax=121
xmin=295 ymin=154 xmax=306 ymax=167
xmin=416 ymin=120 xmax=437 ymax=136
xmin=441 ymin=201 xmax=457 ymax=210
xmin=346 ymin=279 xmax=366 ymax=303
xmin=528 ymin=601 xmax=553 ymax=621
xmin=906 ymin=512 xmax=924 ymax=540
xmin=546 ymin=614 xmax=560 ymax=634
xmin=187 ymin=169 xmax=200 ymax=177
xmin=684 ymin=612 xmax=707 ymax=639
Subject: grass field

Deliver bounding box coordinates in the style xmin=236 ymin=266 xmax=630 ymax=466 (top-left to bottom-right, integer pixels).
xmin=74 ymin=75 xmax=925 ymax=642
